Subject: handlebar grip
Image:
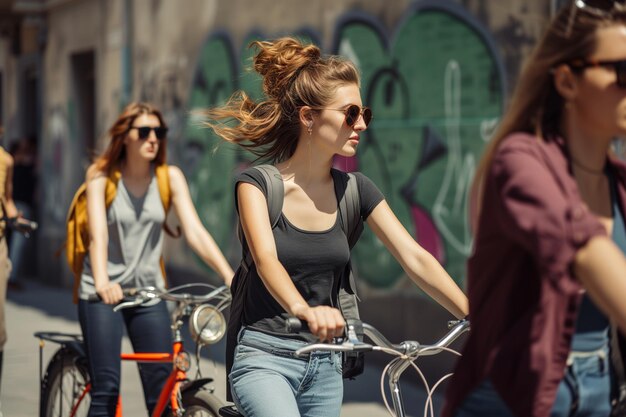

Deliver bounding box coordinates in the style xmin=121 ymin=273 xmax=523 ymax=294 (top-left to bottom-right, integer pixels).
xmin=86 ymin=293 xmax=101 ymax=302
xmin=86 ymin=288 xmax=138 ymax=303
xmin=285 ymin=317 xmax=303 ymax=333
xmin=23 ymin=220 xmax=38 ymax=231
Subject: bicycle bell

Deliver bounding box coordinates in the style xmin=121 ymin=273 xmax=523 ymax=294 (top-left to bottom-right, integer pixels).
xmin=189 ymin=304 xmax=226 ymax=345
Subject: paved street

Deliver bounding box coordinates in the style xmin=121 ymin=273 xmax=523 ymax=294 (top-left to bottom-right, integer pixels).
xmin=2 ymin=279 xmax=443 ymax=417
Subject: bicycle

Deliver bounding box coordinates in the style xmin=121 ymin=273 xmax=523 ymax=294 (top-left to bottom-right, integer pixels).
xmin=1 ymin=214 xmax=38 ymax=237
xmin=218 ymin=317 xmax=470 ymax=417
xmin=35 ymin=283 xmax=232 ymax=417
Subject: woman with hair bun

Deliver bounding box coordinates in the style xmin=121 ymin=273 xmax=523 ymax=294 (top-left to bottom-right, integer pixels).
xmin=205 ymin=37 xmax=468 ymax=417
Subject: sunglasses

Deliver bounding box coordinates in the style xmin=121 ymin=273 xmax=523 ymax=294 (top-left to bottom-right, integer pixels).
xmin=566 ymin=0 xmax=626 ymax=36
xmin=574 ymin=0 xmax=625 ymax=14
xmin=313 ymin=105 xmax=373 ymax=128
xmin=129 ymin=126 xmax=168 ymax=140
xmin=569 ymin=59 xmax=626 ymax=88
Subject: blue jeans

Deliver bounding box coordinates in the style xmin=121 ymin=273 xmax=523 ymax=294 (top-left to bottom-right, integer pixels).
xmin=551 ymin=348 xmax=611 ymax=417
xmin=8 ymin=201 xmax=31 ymax=282
xmin=229 ymin=328 xmax=343 ymax=417
xmin=453 ymin=348 xmax=612 ymax=417
xmin=78 ymin=299 xmax=173 ymax=417
xmin=453 ymin=379 xmax=515 ymax=417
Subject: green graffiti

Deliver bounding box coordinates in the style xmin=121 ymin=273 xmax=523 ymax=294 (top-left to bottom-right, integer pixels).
xmin=181 ymin=35 xmax=241 ymax=272
xmin=183 ymin=5 xmax=504 ymax=288
xmin=337 ymin=8 xmax=503 ymax=289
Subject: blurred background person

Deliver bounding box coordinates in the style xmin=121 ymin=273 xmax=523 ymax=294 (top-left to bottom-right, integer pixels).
xmin=78 ymin=102 xmax=233 ymax=416
xmin=0 ymin=133 xmax=20 ymax=413
xmin=442 ymin=2 xmax=626 ymax=417
xmin=7 ymin=136 xmax=37 ymax=291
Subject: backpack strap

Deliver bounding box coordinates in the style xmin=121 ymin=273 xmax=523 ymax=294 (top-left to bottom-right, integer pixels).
xmin=154 ymin=164 xmax=181 ymax=240
xmin=253 ymin=164 xmax=284 ymax=228
xmin=239 ymin=164 xmax=284 ymax=273
xmin=331 ymin=169 xmax=365 ymax=379
xmin=155 ymin=164 xmax=172 ymax=213
xmin=331 ymin=169 xmax=363 ymax=249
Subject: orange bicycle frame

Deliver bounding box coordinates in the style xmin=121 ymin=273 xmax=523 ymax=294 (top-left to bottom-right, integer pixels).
xmin=69 ymin=340 xmax=186 ymax=417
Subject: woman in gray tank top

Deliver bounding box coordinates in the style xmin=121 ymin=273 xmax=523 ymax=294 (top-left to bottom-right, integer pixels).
xmin=79 ymin=102 xmax=234 ymax=417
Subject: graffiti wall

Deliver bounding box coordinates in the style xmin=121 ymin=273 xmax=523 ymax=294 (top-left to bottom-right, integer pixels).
xmin=178 ymin=1 xmax=506 ymax=295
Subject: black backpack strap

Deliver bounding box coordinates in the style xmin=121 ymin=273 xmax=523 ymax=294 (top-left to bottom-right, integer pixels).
xmin=331 ymin=169 xmax=363 ymax=248
xmin=239 ymin=164 xmax=284 ymax=273
xmin=254 ymin=165 xmax=284 ymax=229
xmin=331 ymin=169 xmax=367 ymax=379
xmin=331 ymin=169 xmax=363 ymax=299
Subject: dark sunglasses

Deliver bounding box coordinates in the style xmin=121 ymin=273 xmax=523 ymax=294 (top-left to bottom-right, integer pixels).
xmin=569 ymin=58 xmax=626 ymax=88
xmin=313 ymin=105 xmax=373 ymax=127
xmin=129 ymin=126 xmax=168 ymax=140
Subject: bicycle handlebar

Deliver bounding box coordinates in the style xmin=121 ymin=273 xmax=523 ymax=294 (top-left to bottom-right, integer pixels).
xmin=85 ymin=284 xmax=231 ymax=311
xmin=291 ymin=318 xmax=470 ymax=358
xmin=0 ymin=216 xmax=38 ymax=235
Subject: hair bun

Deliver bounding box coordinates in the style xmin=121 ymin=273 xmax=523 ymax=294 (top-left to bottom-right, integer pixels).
xmin=252 ymin=37 xmax=321 ymax=99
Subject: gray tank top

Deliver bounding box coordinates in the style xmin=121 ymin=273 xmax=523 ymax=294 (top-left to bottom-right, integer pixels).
xmin=78 ymin=174 xmax=166 ymax=300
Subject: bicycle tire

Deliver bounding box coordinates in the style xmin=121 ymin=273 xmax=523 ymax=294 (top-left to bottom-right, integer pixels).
xmin=178 ymin=388 xmax=225 ymax=417
xmin=40 ymin=347 xmax=91 ymax=417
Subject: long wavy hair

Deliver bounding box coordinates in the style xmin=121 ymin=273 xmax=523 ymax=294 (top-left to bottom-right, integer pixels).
xmin=470 ymin=1 xmax=626 ymax=227
xmin=203 ymin=37 xmax=361 ymax=163
xmin=93 ymin=102 xmax=168 ymax=173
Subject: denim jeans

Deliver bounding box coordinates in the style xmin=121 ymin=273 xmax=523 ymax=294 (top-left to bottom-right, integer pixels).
xmin=8 ymin=201 xmax=31 ymax=282
xmin=551 ymin=347 xmax=611 ymax=417
xmin=453 ymin=379 xmax=515 ymax=417
xmin=453 ymin=347 xmax=612 ymax=417
xmin=78 ymin=299 xmax=172 ymax=417
xmin=229 ymin=328 xmax=343 ymax=417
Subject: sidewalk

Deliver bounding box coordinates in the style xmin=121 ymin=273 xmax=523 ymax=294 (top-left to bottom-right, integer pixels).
xmin=2 ymin=279 xmax=442 ymax=417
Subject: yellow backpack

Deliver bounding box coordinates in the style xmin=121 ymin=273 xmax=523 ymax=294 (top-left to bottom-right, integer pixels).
xmin=66 ymin=164 xmax=176 ymax=302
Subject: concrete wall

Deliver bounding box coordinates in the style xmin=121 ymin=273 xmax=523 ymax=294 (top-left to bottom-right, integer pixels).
xmin=26 ymin=0 xmax=566 ymax=375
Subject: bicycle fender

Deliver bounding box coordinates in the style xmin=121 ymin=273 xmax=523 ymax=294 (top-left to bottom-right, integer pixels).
xmin=60 ymin=340 xmax=86 ymax=359
xmin=180 ymin=378 xmax=216 ymax=394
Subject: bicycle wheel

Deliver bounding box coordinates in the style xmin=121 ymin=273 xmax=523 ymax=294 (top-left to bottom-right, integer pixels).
xmin=179 ymin=388 xmax=224 ymax=417
xmin=40 ymin=347 xmax=91 ymax=417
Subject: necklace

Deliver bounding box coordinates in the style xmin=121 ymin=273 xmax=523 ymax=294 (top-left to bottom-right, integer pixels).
xmin=571 ymin=157 xmax=605 ymax=176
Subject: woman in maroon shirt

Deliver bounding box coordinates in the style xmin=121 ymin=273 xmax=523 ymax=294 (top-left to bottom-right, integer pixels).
xmin=442 ymin=2 xmax=626 ymax=417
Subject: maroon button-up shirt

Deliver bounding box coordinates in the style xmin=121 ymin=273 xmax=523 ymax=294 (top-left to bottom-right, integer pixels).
xmin=441 ymin=133 xmax=626 ymax=417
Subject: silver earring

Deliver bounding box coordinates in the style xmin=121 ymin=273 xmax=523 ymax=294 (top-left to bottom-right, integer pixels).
xmin=307 ymin=122 xmax=313 ymax=135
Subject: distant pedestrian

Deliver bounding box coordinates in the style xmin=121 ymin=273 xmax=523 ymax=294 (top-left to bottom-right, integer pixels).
xmin=8 ymin=136 xmax=37 ymax=291
xmin=0 ymin=134 xmax=27 ymax=413
xmin=442 ymin=2 xmax=626 ymax=417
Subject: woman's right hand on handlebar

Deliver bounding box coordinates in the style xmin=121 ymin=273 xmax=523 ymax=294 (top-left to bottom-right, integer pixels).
xmin=292 ymin=304 xmax=345 ymax=342
xmin=95 ymin=281 xmax=124 ymax=305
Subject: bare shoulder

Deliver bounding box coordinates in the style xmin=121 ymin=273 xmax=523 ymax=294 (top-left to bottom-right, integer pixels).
xmin=166 ymin=164 xmax=187 ymax=185
xmin=166 ymin=164 xmax=184 ymax=178
xmin=86 ymin=163 xmax=106 ymax=183
xmin=0 ymin=148 xmax=14 ymax=167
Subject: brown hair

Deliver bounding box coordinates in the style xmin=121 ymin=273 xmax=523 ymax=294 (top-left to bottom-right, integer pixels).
xmin=203 ymin=37 xmax=361 ymax=162
xmin=470 ymin=2 xmax=626 ymax=226
xmin=93 ymin=102 xmax=168 ymax=174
